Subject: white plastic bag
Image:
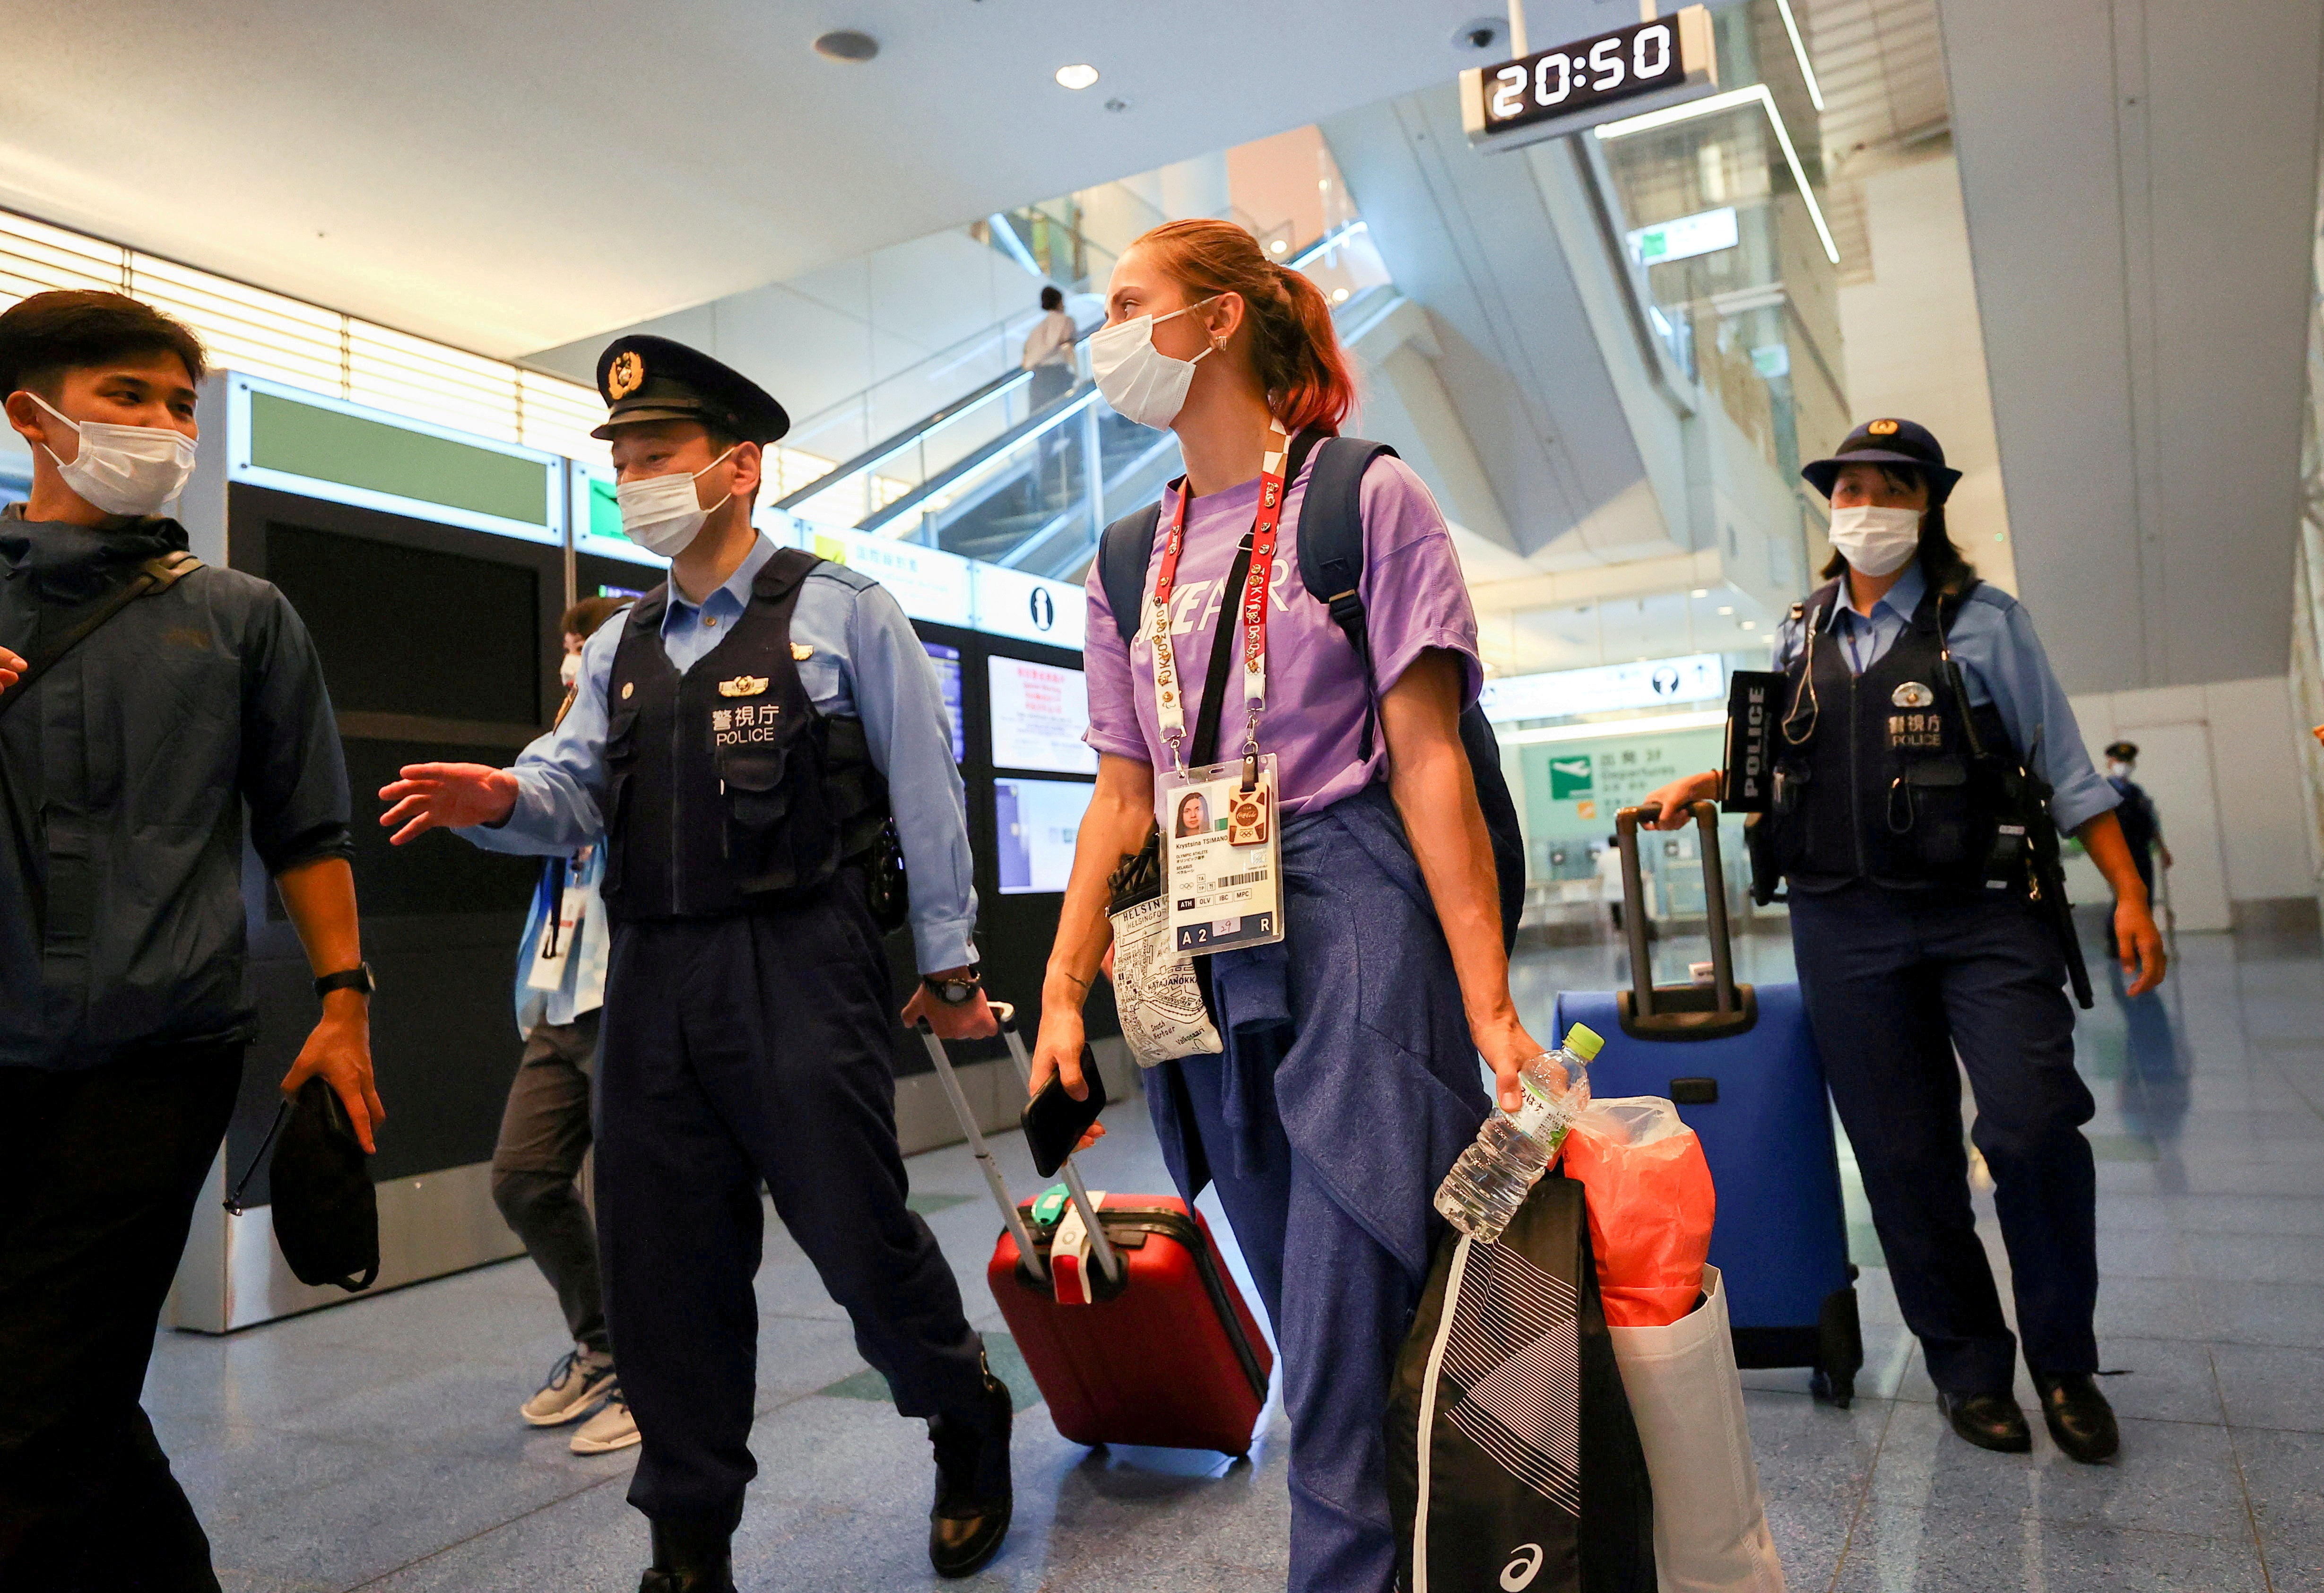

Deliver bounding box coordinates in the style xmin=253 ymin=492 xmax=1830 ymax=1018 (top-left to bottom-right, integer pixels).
xmin=1605 ymin=1265 xmax=1786 ymax=1593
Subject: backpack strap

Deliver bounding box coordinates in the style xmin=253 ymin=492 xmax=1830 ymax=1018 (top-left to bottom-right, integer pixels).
xmin=0 ymin=549 xmax=205 ymax=720
xmin=1099 ymin=503 xmax=1162 ymax=647
xmin=1293 ymin=436 xmax=1398 ymax=760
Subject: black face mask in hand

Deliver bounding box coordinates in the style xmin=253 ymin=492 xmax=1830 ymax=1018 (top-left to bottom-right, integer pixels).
xmin=226 ymin=1078 xmax=380 ymax=1292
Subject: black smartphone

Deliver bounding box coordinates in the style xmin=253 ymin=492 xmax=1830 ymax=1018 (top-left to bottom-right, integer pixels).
xmin=1020 ymin=1054 xmax=1108 ymax=1178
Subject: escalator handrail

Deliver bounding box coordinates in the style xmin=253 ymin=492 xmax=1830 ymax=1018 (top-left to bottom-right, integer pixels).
xmin=853 ymin=381 xmax=1104 ymax=536
xmin=773 ymin=325 xmax=1093 ymax=514
xmin=785 ymin=221 xmax=1374 ymax=529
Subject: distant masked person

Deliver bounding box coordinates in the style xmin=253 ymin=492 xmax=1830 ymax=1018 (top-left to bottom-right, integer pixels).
xmin=0 ymin=290 xmax=377 ymax=1590
xmin=494 ymin=594 xmax=633 ymax=1458
xmin=2101 ymin=740 xmax=2171 ymax=903
xmin=1644 ymin=418 xmax=2164 ymax=1467
xmin=1032 ymin=218 xmax=1535 ymax=1592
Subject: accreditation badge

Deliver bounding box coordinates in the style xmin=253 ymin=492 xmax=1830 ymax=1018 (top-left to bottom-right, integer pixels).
xmin=1160 ymin=753 xmax=1284 ymax=956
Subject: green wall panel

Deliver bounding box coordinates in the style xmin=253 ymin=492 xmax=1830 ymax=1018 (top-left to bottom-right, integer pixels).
xmin=250 ymin=392 xmax=550 ymax=526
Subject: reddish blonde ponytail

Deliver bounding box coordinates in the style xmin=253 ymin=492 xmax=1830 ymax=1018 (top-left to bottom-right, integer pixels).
xmin=1131 ymin=218 xmax=1357 ymax=436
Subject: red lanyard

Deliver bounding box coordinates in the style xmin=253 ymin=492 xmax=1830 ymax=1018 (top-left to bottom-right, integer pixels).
xmin=1147 ymin=433 xmax=1291 ymax=766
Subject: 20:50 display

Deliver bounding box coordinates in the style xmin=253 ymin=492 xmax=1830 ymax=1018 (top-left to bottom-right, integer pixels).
xmin=1488 ymin=22 xmax=1674 ymax=121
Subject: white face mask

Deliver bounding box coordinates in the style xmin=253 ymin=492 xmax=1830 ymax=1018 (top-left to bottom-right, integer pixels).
xmin=2106 ymin=760 xmax=2132 ymax=780
xmin=1827 ymin=503 xmax=1922 ymax=578
xmin=559 ymin=650 xmax=583 ymax=689
xmin=26 ymin=392 xmax=198 ymax=518
xmin=1089 ymin=298 xmax=1218 ymax=430
xmin=615 ymin=445 xmax=737 ymax=556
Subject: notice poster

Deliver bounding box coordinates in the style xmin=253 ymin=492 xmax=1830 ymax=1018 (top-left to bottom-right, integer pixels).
xmin=988 ymin=655 xmax=1097 ymax=775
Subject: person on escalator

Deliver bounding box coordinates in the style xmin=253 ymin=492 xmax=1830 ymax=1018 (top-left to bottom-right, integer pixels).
xmin=1640 ymin=417 xmax=2164 ymax=1468
xmin=1030 ymin=218 xmax=1539 ymax=1593
xmin=1023 ymin=285 xmax=1077 ymax=500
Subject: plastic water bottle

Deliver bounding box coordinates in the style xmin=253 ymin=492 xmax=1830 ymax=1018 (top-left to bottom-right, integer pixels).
xmin=1433 ymin=1023 xmax=1605 ymax=1244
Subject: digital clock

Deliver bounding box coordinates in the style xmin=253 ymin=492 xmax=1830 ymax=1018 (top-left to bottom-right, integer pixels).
xmin=1460 ymin=6 xmax=1718 ymax=151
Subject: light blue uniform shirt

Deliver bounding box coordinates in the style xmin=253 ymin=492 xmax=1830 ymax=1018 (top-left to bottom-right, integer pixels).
xmin=462 ymin=536 xmax=979 ymax=970
xmin=1773 ymin=562 xmax=2118 ymax=834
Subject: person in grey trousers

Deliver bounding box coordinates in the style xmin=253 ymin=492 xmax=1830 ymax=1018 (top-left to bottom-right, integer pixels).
xmin=495 ymin=594 xmax=633 ymax=1454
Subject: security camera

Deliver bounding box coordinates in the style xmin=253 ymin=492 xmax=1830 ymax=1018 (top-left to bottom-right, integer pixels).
xmin=1452 ymin=17 xmax=1509 ymax=54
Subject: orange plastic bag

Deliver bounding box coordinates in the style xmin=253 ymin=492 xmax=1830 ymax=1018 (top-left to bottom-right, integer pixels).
xmin=1558 ymin=1097 xmax=1717 ymax=1328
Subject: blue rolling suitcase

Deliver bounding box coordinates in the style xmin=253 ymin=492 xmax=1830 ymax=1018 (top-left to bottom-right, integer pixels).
xmin=1552 ymin=799 xmax=1863 ymax=1405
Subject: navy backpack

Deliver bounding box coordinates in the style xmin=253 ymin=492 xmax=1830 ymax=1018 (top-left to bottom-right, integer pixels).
xmin=1096 ymin=436 xmax=1527 ymax=950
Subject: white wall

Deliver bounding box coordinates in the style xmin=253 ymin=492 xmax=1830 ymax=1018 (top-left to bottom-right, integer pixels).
xmin=1837 ymin=154 xmax=2019 ymax=596
xmin=2067 ymin=675 xmax=2317 ymax=922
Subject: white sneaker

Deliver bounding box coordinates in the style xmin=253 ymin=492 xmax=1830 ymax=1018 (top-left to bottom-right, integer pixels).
xmin=569 ymin=1384 xmax=641 ymax=1454
xmin=520 ymin=1346 xmax=616 ymax=1427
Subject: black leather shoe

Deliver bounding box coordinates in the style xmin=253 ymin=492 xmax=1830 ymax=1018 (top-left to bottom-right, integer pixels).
xmin=2035 ymin=1373 xmax=2121 ymax=1463
xmin=928 ymin=1367 xmax=1015 ymax=1578
xmin=639 ymin=1516 xmax=737 ymax=1593
xmin=1938 ymin=1388 xmax=2031 ymax=1453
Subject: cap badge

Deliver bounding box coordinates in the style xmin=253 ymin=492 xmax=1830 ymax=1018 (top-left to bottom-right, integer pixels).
xmin=607 ymin=351 xmax=645 ymax=400
xmin=1892 ymin=681 xmax=1934 ymax=709
xmin=790 ymin=643 xmax=814 ymax=661
xmin=718 ymin=675 xmax=769 ymax=698
xmin=1868 ymin=418 xmax=1900 ymax=436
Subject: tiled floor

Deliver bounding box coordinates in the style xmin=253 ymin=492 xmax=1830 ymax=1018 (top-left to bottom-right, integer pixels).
xmin=147 ymin=919 xmax=2324 ymax=1591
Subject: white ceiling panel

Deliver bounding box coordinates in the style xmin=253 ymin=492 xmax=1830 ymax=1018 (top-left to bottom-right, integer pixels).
xmin=0 ymin=0 xmax=1526 ymax=359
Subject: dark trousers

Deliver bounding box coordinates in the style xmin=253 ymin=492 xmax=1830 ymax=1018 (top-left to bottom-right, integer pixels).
xmin=0 ymin=1043 xmax=243 ymax=1591
xmin=1789 ymin=884 xmax=2098 ymax=1392
xmin=492 ymin=1010 xmax=607 ymax=1355
xmin=597 ymin=880 xmax=986 ymax=1528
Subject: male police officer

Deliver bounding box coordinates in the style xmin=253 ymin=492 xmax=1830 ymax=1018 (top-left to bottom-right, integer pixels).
xmin=380 ymin=337 xmax=1013 ymax=1589
xmin=1647 ymin=419 xmax=2162 ymax=1467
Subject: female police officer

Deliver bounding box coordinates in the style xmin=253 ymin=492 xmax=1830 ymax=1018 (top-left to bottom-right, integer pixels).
xmin=1644 ymin=418 xmax=2164 ymax=1466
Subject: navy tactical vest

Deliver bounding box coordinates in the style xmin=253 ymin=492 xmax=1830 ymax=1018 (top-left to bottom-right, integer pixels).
xmin=598 ymin=550 xmax=889 ymax=923
xmin=1763 ymin=576 xmax=2020 ymax=893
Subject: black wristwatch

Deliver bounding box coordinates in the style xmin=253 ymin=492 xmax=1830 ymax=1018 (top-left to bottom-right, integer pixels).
xmin=921 ymin=969 xmax=982 ymax=1006
xmin=314 ymin=962 xmax=375 ymax=1000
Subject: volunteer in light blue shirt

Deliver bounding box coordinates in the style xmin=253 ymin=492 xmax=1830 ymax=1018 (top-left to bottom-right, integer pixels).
xmin=1645 ymin=418 xmax=2162 ymax=1473
xmin=376 ymin=335 xmax=1015 ymax=1589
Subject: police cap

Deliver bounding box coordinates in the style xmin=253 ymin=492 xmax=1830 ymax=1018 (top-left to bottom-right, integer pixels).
xmin=1802 ymin=417 xmax=1963 ymax=504
xmin=2105 ymin=741 xmax=2139 ymax=763
xmin=592 ymin=335 xmax=790 ymax=446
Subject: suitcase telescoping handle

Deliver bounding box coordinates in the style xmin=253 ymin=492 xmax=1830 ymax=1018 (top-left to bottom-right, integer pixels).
xmin=916 ymin=1002 xmax=1122 ymax=1286
xmin=1614 ymin=800 xmax=1755 ymax=1040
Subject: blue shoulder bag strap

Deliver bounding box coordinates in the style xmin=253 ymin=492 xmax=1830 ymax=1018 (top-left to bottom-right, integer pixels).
xmin=1296 ymin=435 xmax=1528 ymax=950
xmin=1099 ymin=504 xmax=1162 ymax=647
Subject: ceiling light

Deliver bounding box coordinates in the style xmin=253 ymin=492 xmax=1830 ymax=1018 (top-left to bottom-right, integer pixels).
xmin=1716 ymin=606 xmax=1734 ymax=615
xmin=1740 ymin=620 xmax=1757 ymax=630
xmin=1331 ymin=287 xmax=1350 ymax=303
xmin=812 ymin=30 xmax=879 ymax=62
xmin=1691 ymin=588 xmax=1708 ymax=598
xmin=1055 ymin=63 xmax=1100 ymax=90
xmin=1269 ymin=239 xmax=1288 ymax=254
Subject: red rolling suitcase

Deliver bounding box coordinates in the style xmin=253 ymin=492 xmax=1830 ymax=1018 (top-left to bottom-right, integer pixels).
xmin=920 ymin=1007 xmax=1273 ymax=1457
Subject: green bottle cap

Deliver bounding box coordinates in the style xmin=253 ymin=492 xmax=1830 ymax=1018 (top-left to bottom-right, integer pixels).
xmin=1563 ymin=1022 xmax=1604 ymax=1062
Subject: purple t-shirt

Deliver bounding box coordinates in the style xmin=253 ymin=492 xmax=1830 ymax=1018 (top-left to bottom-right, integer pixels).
xmin=1084 ymin=453 xmax=1482 ymax=815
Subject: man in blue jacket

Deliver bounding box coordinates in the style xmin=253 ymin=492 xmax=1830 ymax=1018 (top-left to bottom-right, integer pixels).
xmin=0 ymin=291 xmax=380 ymax=1589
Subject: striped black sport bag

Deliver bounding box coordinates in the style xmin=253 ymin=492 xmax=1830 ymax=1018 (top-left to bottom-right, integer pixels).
xmin=1386 ymin=1174 xmax=1656 ymax=1593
